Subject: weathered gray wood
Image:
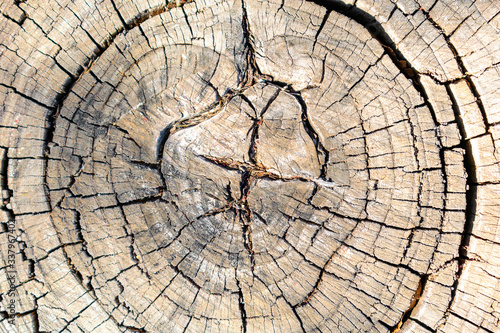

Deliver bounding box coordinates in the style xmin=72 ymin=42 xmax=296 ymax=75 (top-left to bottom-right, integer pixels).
xmin=0 ymin=0 xmax=499 ymax=332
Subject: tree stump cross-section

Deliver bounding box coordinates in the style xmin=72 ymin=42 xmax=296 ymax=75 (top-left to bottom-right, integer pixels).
xmin=1 ymin=0 xmax=500 ymax=332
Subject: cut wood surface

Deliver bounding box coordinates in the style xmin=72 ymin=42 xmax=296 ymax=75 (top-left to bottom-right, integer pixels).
xmin=0 ymin=0 xmax=499 ymax=332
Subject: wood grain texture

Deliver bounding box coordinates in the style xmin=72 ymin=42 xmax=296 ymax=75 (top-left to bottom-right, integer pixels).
xmin=0 ymin=0 xmax=498 ymax=332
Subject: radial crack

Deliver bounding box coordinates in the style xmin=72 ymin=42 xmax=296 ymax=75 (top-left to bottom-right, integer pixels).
xmin=235 ymin=274 xmax=248 ymax=333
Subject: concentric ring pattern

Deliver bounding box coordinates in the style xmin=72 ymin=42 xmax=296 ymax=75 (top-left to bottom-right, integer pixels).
xmin=1 ymin=0 xmax=500 ymax=332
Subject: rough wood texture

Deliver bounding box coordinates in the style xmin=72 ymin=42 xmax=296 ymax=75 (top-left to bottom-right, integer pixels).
xmin=0 ymin=0 xmax=498 ymax=332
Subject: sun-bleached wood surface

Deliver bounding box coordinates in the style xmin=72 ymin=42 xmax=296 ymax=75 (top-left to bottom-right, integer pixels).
xmin=0 ymin=0 xmax=499 ymax=332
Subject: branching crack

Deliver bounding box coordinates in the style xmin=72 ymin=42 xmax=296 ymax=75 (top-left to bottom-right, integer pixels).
xmin=241 ymin=0 xmax=272 ymax=86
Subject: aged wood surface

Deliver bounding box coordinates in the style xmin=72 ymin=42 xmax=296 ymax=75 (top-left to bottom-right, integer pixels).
xmin=0 ymin=0 xmax=499 ymax=332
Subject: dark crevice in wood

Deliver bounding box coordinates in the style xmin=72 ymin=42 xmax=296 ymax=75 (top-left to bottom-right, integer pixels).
xmin=401 ymin=227 xmax=416 ymax=261
xmin=433 ymin=141 xmax=451 ymax=263
xmin=182 ymin=316 xmax=193 ymax=333
xmin=17 ymin=239 xmax=28 ymax=262
xmin=258 ymin=87 xmax=280 ymax=118
xmin=278 ymin=0 xmax=285 ymax=12
xmin=240 ymin=0 xmax=257 ymax=86
xmin=86 ymin=276 xmax=97 ymax=300
xmin=129 ymin=160 xmax=160 ymax=171
xmin=172 ymin=265 xmax=201 ymax=290
xmin=475 ymin=179 xmax=500 ymax=186
xmin=181 ymin=6 xmax=194 ymax=37
xmin=118 ymin=324 xmax=148 ymax=333
xmin=413 ymin=318 xmax=437 ymax=332
xmin=292 ymin=256 xmax=331 ymax=309
xmin=238 ymin=202 xmax=255 ymax=272
xmin=109 ymin=0 xmax=128 ymax=30
xmin=27 ymin=258 xmax=35 ymax=279
xmin=247 ymin=123 xmax=260 ymax=166
xmin=386 ymin=4 xmax=399 ymax=22
xmin=448 ymin=312 xmax=495 ymax=333
xmin=0 ymin=149 xmax=14 ymax=221
xmin=275 ymin=287 xmax=307 ymax=333
xmin=0 ymin=83 xmax=53 ymax=110
xmin=156 ymin=90 xmax=236 ymax=162
xmin=111 ymin=193 xmax=164 ymax=207
xmin=389 ymin=274 xmax=428 ymax=332
xmin=405 ymin=106 xmax=427 ymax=263
xmin=138 ymin=23 xmax=153 ymax=49
xmin=235 ymin=276 xmax=248 ymax=333
xmin=312 ymin=10 xmax=331 ymax=52
xmin=32 ymin=301 xmax=41 ymax=333
xmin=297 ymin=90 xmax=330 ymax=180
xmin=70 ymin=258 xmax=84 ymax=286
xmin=2 ymin=11 xmax=27 ymax=26
xmin=63 ymin=208 xmax=94 ymax=267
xmin=445 ymin=83 xmax=477 ymax=316
xmin=241 ymin=0 xmax=272 ymax=85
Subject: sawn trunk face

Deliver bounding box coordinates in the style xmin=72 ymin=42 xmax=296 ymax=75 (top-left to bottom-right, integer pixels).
xmin=0 ymin=0 xmax=499 ymax=332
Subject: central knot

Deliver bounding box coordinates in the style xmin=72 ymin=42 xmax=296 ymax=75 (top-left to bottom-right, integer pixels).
xmin=148 ymin=83 xmax=326 ymax=289
xmin=159 ymin=83 xmax=322 ymax=221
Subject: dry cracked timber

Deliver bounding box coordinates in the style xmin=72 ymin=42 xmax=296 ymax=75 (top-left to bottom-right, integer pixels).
xmin=0 ymin=0 xmax=499 ymax=332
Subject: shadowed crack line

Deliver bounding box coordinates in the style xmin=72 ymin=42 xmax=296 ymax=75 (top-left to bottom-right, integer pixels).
xmin=156 ymin=89 xmax=237 ymax=161
xmin=241 ymin=0 xmax=274 ymax=86
xmin=387 ymin=274 xmax=428 ymax=332
xmin=235 ymin=273 xmax=248 ymax=333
